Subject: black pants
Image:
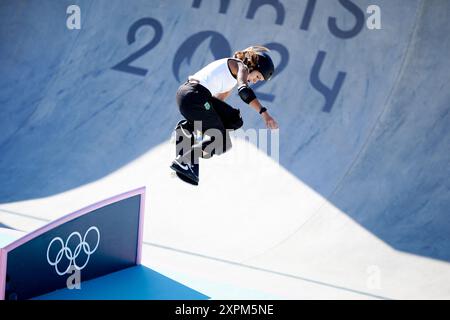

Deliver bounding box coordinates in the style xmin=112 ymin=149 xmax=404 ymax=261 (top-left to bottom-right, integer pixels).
xmin=176 ymin=82 xmax=243 ymax=157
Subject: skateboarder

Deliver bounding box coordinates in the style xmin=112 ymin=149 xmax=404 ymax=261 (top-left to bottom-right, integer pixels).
xmin=170 ymin=46 xmax=279 ymax=185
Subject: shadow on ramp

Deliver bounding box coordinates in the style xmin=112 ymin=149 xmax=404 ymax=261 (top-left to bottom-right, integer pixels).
xmin=34 ymin=265 xmax=209 ymax=300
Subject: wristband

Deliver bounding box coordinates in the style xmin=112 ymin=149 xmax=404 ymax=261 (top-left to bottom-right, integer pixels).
xmin=259 ymin=107 xmax=267 ymax=114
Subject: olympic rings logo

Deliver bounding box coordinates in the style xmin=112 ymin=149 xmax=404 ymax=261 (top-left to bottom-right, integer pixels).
xmin=46 ymin=226 xmax=100 ymax=276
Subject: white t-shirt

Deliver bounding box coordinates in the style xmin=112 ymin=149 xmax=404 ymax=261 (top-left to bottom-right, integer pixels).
xmin=189 ymin=58 xmax=240 ymax=96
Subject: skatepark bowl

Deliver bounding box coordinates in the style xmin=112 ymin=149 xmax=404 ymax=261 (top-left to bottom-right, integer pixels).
xmin=0 ymin=0 xmax=449 ymax=299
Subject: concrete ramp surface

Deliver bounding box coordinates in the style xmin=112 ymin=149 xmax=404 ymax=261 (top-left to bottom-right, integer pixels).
xmin=0 ymin=0 xmax=449 ymax=299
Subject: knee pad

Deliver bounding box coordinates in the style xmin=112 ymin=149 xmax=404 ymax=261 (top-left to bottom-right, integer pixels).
xmin=226 ymin=108 xmax=244 ymax=130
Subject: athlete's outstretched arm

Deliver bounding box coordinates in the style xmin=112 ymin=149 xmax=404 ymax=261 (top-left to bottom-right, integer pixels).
xmin=236 ymin=62 xmax=279 ymax=129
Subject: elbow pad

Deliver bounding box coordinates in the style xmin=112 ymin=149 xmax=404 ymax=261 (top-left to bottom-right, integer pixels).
xmin=238 ymin=85 xmax=257 ymax=104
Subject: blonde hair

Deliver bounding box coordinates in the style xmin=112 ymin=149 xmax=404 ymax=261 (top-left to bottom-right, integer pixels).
xmin=233 ymin=46 xmax=270 ymax=71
